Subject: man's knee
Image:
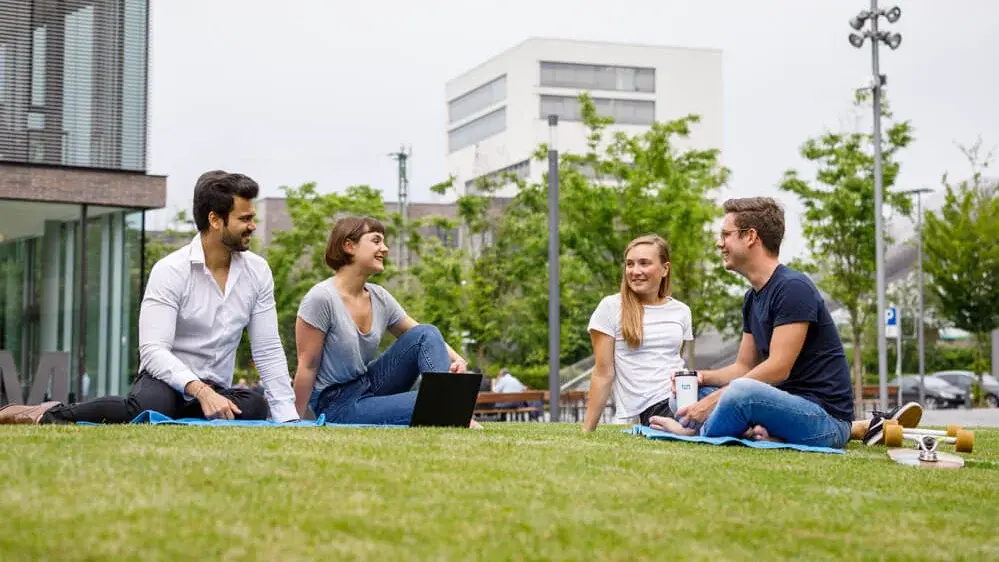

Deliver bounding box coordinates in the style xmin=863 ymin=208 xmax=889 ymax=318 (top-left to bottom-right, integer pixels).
xmin=127 ymin=374 xmax=181 ymax=417
xmin=230 ymin=390 xmax=269 ymax=420
xmin=724 ymin=378 xmax=770 ymax=401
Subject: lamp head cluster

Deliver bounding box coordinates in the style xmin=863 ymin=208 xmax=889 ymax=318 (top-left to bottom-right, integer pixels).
xmin=849 ymin=6 xmax=902 ymax=50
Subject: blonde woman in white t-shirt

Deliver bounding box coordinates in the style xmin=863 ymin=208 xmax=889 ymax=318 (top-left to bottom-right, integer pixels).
xmin=582 ymin=234 xmax=694 ymax=432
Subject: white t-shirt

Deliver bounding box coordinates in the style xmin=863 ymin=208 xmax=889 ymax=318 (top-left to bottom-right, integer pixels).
xmin=587 ymin=294 xmax=694 ymax=419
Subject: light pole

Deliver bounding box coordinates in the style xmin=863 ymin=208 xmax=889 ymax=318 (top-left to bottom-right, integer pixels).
xmin=547 ymin=114 xmax=561 ymax=422
xmin=849 ymin=1 xmax=902 ymax=411
xmin=899 ymin=187 xmax=933 ymax=407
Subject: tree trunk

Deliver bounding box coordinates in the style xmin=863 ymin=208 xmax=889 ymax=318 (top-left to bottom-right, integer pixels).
xmin=853 ymin=326 xmax=864 ymax=418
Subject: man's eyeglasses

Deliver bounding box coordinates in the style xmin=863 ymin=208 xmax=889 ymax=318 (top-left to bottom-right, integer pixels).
xmin=718 ymin=228 xmax=749 ymax=241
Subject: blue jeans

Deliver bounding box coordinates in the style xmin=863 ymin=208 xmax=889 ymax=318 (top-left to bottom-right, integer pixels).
xmin=688 ymin=378 xmax=851 ymax=449
xmin=312 ymin=324 xmax=451 ymax=425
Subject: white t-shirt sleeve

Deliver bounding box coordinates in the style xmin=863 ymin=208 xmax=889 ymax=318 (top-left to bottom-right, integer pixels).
xmin=587 ymin=296 xmax=618 ymax=338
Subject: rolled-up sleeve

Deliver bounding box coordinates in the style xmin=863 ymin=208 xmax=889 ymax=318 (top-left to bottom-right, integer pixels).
xmin=248 ymin=266 xmax=297 ymax=422
xmin=138 ymin=262 xmax=199 ymax=394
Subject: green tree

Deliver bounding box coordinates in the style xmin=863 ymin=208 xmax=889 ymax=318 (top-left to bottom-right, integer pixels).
xmin=424 ymin=93 xmax=739 ymax=371
xmin=922 ymin=142 xmax=999 ymax=405
xmin=263 ymin=183 xmax=393 ymax=371
xmin=779 ymin=92 xmax=914 ymax=415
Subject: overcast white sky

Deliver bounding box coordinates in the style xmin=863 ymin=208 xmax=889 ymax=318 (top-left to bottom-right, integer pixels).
xmin=144 ymin=0 xmax=998 ymax=260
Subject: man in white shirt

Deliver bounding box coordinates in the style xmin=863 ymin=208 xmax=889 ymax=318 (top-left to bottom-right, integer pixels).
xmin=0 ymin=170 xmax=299 ymax=424
xmin=492 ymin=368 xmax=526 ymax=394
xmin=491 ymin=368 xmax=542 ymax=421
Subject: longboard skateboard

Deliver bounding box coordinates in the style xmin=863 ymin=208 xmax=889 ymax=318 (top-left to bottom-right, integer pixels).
xmin=886 ymin=431 xmax=969 ymax=469
xmin=883 ymin=423 xmax=974 ymax=453
xmin=887 ymin=447 xmax=965 ymax=469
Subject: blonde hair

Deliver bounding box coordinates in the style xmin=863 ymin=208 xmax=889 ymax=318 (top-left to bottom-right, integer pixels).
xmin=620 ymin=235 xmax=672 ymax=349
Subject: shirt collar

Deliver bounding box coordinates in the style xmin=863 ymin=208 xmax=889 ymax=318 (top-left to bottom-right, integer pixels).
xmin=188 ymin=234 xmax=205 ymax=264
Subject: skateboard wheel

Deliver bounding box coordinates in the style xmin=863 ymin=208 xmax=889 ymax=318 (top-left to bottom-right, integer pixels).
xmin=954 ymin=429 xmax=974 ymax=453
xmin=884 ymin=424 xmax=904 ymax=447
xmin=884 ymin=419 xmax=900 ymax=427
xmin=946 ymin=424 xmax=962 ymax=437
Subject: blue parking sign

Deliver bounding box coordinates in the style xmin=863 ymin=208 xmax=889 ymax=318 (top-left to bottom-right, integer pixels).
xmin=885 ymin=306 xmax=899 ymax=338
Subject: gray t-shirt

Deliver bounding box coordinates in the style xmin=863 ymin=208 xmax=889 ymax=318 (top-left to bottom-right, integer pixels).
xmin=297 ymin=279 xmax=407 ymax=393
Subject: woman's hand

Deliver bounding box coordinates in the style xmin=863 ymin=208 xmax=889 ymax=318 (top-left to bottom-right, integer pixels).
xmin=449 ymin=357 xmax=468 ymax=373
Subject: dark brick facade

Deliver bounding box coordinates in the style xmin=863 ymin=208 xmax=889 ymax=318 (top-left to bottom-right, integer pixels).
xmin=0 ymin=162 xmax=166 ymax=209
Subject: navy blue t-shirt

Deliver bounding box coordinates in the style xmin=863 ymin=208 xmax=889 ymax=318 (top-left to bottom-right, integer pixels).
xmin=742 ymin=264 xmax=854 ymax=422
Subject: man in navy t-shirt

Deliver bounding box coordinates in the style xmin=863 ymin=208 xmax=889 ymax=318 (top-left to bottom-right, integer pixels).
xmin=649 ymin=197 xmax=855 ymax=449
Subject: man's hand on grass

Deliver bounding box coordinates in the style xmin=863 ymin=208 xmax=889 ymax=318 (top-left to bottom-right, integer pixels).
xmin=195 ymin=387 xmax=242 ymax=420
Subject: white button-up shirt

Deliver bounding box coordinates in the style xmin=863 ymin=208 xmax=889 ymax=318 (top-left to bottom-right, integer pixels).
xmin=138 ymin=235 xmax=297 ymax=422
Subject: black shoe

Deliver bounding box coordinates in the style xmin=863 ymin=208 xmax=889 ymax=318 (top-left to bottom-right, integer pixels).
xmin=863 ymin=402 xmax=923 ymax=446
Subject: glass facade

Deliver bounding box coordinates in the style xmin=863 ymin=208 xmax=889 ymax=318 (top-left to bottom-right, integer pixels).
xmin=465 ymin=159 xmax=530 ymax=195
xmin=540 ymin=94 xmax=655 ymax=126
xmin=0 ymin=0 xmax=149 ymax=171
xmin=540 ymin=61 xmax=655 ymax=93
xmin=447 ymin=75 xmax=506 ymax=124
xmin=448 ymin=107 xmax=506 ymax=153
xmin=0 ymin=201 xmax=144 ymax=402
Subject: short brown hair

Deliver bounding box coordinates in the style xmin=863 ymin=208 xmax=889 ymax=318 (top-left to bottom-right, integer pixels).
xmin=324 ymin=216 xmax=386 ymax=270
xmin=722 ymin=197 xmax=785 ymax=256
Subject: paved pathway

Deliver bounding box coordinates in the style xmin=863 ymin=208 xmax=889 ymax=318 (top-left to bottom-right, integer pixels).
xmin=920 ymin=408 xmax=999 ymax=428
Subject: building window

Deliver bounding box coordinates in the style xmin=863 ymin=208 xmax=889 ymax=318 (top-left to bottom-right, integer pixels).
xmin=0 ymin=0 xmax=149 ymax=171
xmin=540 ymin=61 xmax=655 ymax=93
xmin=465 ymin=159 xmax=530 ymax=194
xmin=448 ymin=107 xmax=506 ymax=153
xmin=0 ymin=202 xmax=144 ymax=402
xmin=539 ymin=95 xmax=655 ymax=126
xmin=448 ymin=75 xmax=507 ymax=124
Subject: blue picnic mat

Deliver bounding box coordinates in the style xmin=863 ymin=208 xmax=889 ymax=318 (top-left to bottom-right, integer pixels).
xmin=629 ymin=424 xmax=845 ymax=455
xmin=76 ymin=410 xmax=406 ymax=428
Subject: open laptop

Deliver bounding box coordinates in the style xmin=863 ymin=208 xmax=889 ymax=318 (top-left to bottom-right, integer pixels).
xmin=410 ymin=372 xmax=483 ymax=427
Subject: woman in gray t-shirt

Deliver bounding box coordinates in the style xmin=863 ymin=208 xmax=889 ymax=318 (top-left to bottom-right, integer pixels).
xmin=292 ymin=216 xmax=469 ymax=425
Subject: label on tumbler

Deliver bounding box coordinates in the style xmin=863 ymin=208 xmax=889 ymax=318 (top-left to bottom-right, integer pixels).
xmin=675 ymin=370 xmax=699 ymax=411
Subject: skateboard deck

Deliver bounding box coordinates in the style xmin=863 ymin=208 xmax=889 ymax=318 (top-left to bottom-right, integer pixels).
xmin=887 ymin=447 xmax=965 ymax=469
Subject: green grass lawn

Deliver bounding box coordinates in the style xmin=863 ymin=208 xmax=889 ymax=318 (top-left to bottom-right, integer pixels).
xmin=2 ymin=422 xmax=998 ymax=561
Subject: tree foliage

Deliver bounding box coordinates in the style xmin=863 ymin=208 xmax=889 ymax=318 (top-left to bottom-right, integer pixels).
xmin=923 ymin=142 xmax=999 ymax=403
xmin=406 ymin=93 xmax=741 ymax=370
xmin=265 ymin=183 xmax=393 ymax=371
xmin=779 ymin=92 xmax=914 ymax=414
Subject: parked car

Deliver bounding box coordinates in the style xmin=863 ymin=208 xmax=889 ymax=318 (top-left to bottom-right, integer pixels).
xmin=890 ymin=375 xmax=967 ymax=409
xmin=931 ymin=370 xmax=999 ymax=408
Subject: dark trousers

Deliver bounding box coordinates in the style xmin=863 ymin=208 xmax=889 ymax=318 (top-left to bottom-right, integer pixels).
xmin=40 ymin=372 xmax=270 ymax=424
xmin=639 ymin=397 xmax=674 ymax=426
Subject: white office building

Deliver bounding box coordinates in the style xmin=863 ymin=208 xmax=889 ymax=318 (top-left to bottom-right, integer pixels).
xmin=444 ymin=37 xmax=724 ymax=199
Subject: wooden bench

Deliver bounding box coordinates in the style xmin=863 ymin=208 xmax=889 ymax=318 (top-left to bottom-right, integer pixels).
xmin=861 ymin=384 xmax=899 ymax=414
xmin=474 ymin=391 xmax=546 ymax=421
xmin=544 ymin=390 xmax=589 ymax=422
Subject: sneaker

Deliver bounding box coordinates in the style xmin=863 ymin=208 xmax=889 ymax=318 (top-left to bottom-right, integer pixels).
xmin=0 ymin=401 xmax=61 ymax=424
xmin=863 ymin=402 xmax=923 ymax=446
xmin=883 ymin=401 xmax=923 ymax=428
